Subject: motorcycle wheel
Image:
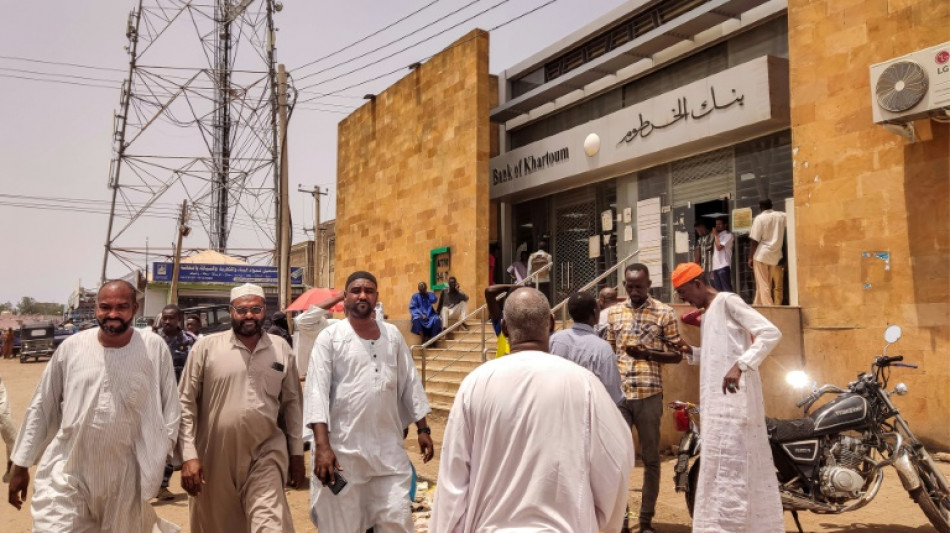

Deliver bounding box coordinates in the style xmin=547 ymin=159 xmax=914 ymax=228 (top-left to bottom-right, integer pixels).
xmin=685 ymin=458 xmax=701 ymax=518
xmin=910 ymin=456 xmax=950 ymax=533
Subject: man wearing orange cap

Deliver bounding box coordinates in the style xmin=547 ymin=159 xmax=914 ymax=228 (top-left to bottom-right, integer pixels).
xmin=605 ymin=263 xmax=685 ymax=533
xmin=671 ymin=262 xmax=784 ymax=532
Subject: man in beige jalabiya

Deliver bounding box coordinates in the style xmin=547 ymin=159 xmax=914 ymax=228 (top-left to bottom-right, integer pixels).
xmin=178 ymin=283 xmax=306 ymax=532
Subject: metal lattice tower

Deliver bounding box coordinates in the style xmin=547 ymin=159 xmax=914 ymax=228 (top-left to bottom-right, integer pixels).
xmin=101 ymin=0 xmax=284 ymax=281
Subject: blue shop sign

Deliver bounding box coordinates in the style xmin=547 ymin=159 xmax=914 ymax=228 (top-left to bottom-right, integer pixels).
xmin=153 ymin=262 xmax=303 ymax=285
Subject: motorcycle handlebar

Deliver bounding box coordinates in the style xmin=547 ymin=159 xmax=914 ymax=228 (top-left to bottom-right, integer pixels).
xmin=796 ymin=394 xmax=814 ymax=408
xmin=893 ymin=362 xmax=918 ymax=369
xmin=875 ymin=355 xmax=904 ymax=366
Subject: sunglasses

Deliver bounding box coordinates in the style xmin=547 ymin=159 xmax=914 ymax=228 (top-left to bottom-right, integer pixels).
xmin=231 ymin=306 xmax=264 ymax=315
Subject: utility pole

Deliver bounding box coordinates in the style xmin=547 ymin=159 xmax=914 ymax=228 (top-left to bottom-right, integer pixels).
xmin=168 ymin=200 xmax=190 ymax=305
xmin=277 ymin=63 xmax=291 ymax=311
xmin=298 ymin=185 xmax=328 ymax=286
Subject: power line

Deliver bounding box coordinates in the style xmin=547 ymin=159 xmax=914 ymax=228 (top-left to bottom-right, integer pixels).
xmin=0 ymin=73 xmax=119 ymax=91
xmin=292 ymin=0 xmax=444 ymax=74
xmin=295 ymin=0 xmax=559 ymax=102
xmin=0 ymin=54 xmax=128 ymax=73
xmin=0 ymin=66 xmax=122 ymax=85
xmin=293 ymin=0 xmax=484 ymax=84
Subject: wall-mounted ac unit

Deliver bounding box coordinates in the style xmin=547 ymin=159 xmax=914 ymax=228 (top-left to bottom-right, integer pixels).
xmin=870 ymin=41 xmax=950 ymax=125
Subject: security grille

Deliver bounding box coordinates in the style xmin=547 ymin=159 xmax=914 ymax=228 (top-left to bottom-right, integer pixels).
xmin=671 ymin=148 xmax=734 ymax=205
xmin=553 ymin=198 xmax=597 ymax=302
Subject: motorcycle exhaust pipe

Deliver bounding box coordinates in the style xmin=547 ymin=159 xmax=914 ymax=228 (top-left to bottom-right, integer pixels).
xmin=780 ymin=469 xmax=886 ymax=515
xmin=781 ymin=490 xmax=837 ymax=513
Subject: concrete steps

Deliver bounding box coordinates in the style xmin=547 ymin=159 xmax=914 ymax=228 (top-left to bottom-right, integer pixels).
xmin=412 ymin=318 xmax=574 ymax=416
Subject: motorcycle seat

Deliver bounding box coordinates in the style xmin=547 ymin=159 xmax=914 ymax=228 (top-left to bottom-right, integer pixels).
xmin=766 ymin=417 xmax=816 ymax=442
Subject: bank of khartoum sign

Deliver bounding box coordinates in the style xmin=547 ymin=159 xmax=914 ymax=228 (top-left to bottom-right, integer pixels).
xmin=492 ymin=147 xmax=570 ymax=185
xmin=489 ymin=55 xmax=789 ymax=199
xmin=152 ymin=262 xmax=304 ymax=285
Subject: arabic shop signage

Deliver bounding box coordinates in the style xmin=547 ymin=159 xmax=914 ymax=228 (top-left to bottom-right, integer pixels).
xmin=492 ymin=147 xmax=569 ymax=185
xmin=152 ymin=262 xmax=304 ymax=285
xmin=617 ymin=87 xmax=745 ymax=146
xmin=489 ymin=56 xmax=785 ymax=199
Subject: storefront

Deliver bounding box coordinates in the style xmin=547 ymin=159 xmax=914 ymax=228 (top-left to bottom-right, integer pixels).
xmin=491 ymin=6 xmax=794 ymax=303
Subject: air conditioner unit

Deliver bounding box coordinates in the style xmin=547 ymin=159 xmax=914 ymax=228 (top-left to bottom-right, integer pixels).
xmin=870 ymin=41 xmax=950 ymax=125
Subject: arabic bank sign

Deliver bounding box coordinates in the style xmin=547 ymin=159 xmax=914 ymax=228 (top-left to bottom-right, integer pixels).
xmin=152 ymin=262 xmax=304 ymax=285
xmin=490 ymin=56 xmax=788 ymax=199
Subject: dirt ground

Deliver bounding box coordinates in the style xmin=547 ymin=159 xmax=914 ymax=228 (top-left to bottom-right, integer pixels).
xmin=1 ymin=356 xmax=947 ymax=532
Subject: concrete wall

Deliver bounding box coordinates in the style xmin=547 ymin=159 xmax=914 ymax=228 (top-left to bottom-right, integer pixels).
xmin=788 ymin=0 xmax=949 ymax=448
xmin=335 ymin=30 xmax=491 ymax=318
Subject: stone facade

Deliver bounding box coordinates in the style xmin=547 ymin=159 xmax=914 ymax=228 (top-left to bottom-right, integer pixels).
xmin=335 ymin=30 xmax=491 ymax=318
xmin=789 ymin=0 xmax=949 ymax=447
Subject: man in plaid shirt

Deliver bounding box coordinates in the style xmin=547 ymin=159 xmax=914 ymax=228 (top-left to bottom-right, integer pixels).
xmin=606 ymin=263 xmax=686 ymax=533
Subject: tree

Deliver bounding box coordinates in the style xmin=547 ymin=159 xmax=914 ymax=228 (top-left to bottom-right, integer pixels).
xmin=18 ymin=296 xmax=36 ymax=314
xmin=13 ymin=297 xmax=62 ymax=316
xmin=0 ymin=301 xmax=12 ymax=312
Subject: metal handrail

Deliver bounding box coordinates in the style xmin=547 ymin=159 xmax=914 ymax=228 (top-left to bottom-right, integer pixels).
xmin=410 ymin=261 xmax=554 ymax=382
xmin=551 ymin=249 xmax=639 ymax=322
xmin=412 ymin=250 xmax=637 ymax=384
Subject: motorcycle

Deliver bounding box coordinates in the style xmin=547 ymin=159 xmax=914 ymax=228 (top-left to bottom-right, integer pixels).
xmin=670 ymin=325 xmax=950 ymax=533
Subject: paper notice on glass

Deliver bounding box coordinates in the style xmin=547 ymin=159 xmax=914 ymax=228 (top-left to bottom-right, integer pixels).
xmin=601 ymin=210 xmax=613 ymax=232
xmin=635 ymin=197 xmax=665 ymax=287
xmin=623 ymin=207 xmax=632 ymax=223
xmin=588 ymin=235 xmax=601 ymax=258
xmin=637 ymin=197 xmax=661 ymax=217
xmin=638 ymin=224 xmax=661 ymax=244
xmin=732 ymin=207 xmax=754 ymax=234
xmin=674 ymin=230 xmax=690 ymax=254
xmin=623 ymin=225 xmax=633 ymax=242
xmin=638 ymin=245 xmax=662 ymax=262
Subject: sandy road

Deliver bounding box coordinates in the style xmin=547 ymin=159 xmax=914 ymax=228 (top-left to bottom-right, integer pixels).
xmin=0 ymin=356 xmax=946 ymax=531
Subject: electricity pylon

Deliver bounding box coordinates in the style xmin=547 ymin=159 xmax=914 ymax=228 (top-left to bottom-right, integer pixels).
xmin=101 ymin=0 xmax=288 ymax=281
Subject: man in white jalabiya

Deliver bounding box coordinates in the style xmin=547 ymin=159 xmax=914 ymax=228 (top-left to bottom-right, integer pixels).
xmin=7 ymin=280 xmax=180 ymax=532
xmin=671 ymin=262 xmax=784 ymax=533
xmin=307 ymin=271 xmax=433 ymax=532
xmin=430 ymin=287 xmax=633 ymax=532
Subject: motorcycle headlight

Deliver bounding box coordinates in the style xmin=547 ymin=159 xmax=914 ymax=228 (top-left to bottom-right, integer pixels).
xmin=893 ymin=382 xmax=909 ymax=396
xmin=786 ymin=370 xmax=812 ymax=389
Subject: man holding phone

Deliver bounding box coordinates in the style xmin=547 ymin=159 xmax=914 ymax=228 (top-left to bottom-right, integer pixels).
xmin=606 ymin=264 xmax=685 ymax=533
xmin=306 ymin=271 xmax=433 ymax=532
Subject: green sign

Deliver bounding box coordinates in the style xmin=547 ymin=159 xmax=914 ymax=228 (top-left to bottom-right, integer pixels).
xmin=429 ymin=246 xmax=451 ymax=291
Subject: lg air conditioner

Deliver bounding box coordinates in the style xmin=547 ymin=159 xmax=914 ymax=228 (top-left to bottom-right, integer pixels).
xmin=870 ymin=41 xmax=950 ymax=126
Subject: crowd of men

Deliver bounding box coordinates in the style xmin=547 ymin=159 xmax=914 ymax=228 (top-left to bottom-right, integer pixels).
xmin=4 ymin=251 xmax=786 ymax=532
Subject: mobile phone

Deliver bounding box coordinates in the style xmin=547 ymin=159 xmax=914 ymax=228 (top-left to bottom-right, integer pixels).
xmin=327 ymin=468 xmax=347 ymax=495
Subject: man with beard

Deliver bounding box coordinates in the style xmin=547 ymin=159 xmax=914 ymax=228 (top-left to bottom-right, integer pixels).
xmin=155 ymin=304 xmax=196 ymax=501
xmin=307 ymin=271 xmax=433 ymax=532
xmin=7 ymin=280 xmax=180 ymax=532
xmin=178 ymin=283 xmax=305 ymax=532
xmin=672 ymin=262 xmax=783 ymax=532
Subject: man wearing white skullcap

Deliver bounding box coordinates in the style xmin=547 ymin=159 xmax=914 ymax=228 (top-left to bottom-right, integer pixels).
xmin=178 ymin=282 xmax=306 ymax=532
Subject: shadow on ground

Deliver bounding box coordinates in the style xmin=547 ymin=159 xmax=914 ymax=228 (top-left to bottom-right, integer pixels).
xmin=815 ymin=524 xmax=937 ymax=532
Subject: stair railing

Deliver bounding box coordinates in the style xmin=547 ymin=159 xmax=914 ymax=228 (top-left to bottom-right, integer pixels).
xmin=410 ymin=261 xmax=553 ymax=383
xmin=411 ymin=249 xmax=638 ymax=385
xmin=550 ymin=249 xmax=639 ymax=324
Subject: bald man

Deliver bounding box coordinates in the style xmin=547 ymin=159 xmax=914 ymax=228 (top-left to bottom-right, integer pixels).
xmin=8 ymin=280 xmax=180 ymax=532
xmin=431 ymin=288 xmax=633 ymax=532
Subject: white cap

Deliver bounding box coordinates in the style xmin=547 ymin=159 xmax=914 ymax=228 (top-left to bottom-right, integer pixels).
xmin=230 ymin=283 xmax=265 ymax=302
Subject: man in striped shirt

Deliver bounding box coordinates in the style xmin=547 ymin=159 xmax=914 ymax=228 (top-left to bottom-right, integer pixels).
xmin=606 ymin=263 xmax=685 ymax=533
xmin=7 ymin=280 xmax=181 ymax=532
